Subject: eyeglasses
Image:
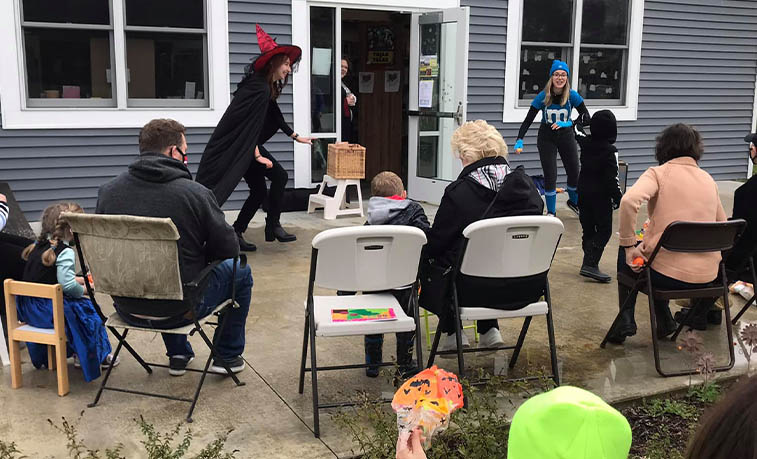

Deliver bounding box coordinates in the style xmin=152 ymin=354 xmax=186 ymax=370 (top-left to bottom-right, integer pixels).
xmin=552 ymin=73 xmax=568 ymax=79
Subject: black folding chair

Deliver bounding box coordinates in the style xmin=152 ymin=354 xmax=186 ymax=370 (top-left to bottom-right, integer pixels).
xmin=601 ymin=220 xmax=746 ymax=377
xmin=730 ymin=255 xmax=757 ymax=325
xmin=64 ymin=213 xmax=246 ymax=422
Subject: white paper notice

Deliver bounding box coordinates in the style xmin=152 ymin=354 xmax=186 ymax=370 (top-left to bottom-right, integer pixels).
xmin=418 ymin=80 xmax=434 ymax=108
xmin=359 ymin=72 xmax=375 ymax=93
xmin=184 ymin=82 xmax=196 ymax=99
xmin=384 ymin=70 xmax=400 ymax=93
xmin=312 ymin=48 xmax=332 ymax=76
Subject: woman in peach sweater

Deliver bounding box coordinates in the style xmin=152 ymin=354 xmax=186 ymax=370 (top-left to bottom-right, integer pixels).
xmin=607 ymin=124 xmax=726 ymax=344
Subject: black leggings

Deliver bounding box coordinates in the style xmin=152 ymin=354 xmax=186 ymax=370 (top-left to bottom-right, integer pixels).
xmin=233 ymin=145 xmax=288 ymax=233
xmin=537 ymin=123 xmax=579 ymax=191
xmin=579 ymin=194 xmax=613 ymax=250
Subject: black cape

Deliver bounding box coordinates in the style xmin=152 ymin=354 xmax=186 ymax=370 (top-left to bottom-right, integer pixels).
xmin=196 ymin=73 xmax=272 ymax=205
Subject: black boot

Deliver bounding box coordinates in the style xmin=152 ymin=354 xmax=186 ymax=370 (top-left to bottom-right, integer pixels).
xmin=607 ymin=284 xmax=637 ymax=344
xmin=655 ymin=302 xmax=678 ymax=338
xmin=674 ymin=299 xmax=713 ymax=330
xmin=395 ymin=331 xmax=419 ymax=380
xmin=580 ymin=246 xmax=611 ymax=283
xmin=236 ymin=231 xmax=257 ymax=252
xmin=265 ymin=220 xmax=296 ymax=242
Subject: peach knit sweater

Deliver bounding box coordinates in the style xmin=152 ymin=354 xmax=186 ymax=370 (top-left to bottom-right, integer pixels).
xmin=618 ymin=157 xmax=726 ymax=284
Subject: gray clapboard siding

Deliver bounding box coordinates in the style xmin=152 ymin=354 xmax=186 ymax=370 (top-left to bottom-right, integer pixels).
xmin=0 ymin=0 xmax=294 ymax=220
xmin=462 ymin=0 xmax=757 ymax=184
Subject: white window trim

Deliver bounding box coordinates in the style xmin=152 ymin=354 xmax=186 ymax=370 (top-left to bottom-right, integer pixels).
xmin=290 ymin=0 xmax=460 ymax=187
xmin=0 ymin=0 xmax=230 ymax=129
xmin=503 ymin=0 xmax=644 ymax=123
xmin=749 ymin=71 xmax=757 ymax=177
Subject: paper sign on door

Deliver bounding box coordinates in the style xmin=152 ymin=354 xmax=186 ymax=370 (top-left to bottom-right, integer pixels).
xmin=418 ymin=80 xmax=434 ymax=108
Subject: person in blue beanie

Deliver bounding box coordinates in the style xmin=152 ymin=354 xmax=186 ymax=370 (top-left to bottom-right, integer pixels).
xmin=513 ymin=60 xmax=590 ymax=217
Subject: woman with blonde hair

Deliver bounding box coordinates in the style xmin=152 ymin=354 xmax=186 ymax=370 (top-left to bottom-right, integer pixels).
xmin=513 ymin=60 xmax=590 ymax=217
xmin=423 ymin=120 xmax=544 ymax=353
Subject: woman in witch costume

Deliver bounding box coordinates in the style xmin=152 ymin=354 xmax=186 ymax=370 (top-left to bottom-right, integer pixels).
xmin=196 ymin=24 xmax=312 ymax=251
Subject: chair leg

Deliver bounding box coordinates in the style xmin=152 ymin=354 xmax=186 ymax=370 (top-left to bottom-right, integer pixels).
xmin=647 ymin=280 xmax=666 ymax=377
xmin=47 ymin=345 xmax=56 ymax=371
xmin=427 ymin=326 xmax=442 ymax=368
xmin=308 ymin=320 xmax=320 ymax=438
xmin=298 ymin=312 xmax=310 ymax=395
xmin=412 ymin=290 xmax=423 ymax=373
xmin=9 ymin=339 xmax=22 ymax=389
xmin=423 ymin=309 xmax=432 ymax=351
xmin=187 ymin=347 xmax=214 ymax=423
xmin=721 ymin=267 xmax=736 ymax=372
xmin=109 ymin=327 xmax=152 ymax=374
xmin=195 ymin=318 xmax=244 ymax=387
xmin=454 ymin=309 xmax=465 ymax=378
xmin=545 ymin=285 xmax=560 ymax=386
xmin=54 ymin=341 xmax=69 ymax=397
xmin=509 ymin=317 xmax=532 ymax=369
xmin=89 ymin=329 xmax=128 ymax=408
xmin=732 ymin=295 xmax=756 ymax=325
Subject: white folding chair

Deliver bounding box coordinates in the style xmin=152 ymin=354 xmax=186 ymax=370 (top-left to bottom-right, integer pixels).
xmin=297 ymin=225 xmax=427 ymax=437
xmin=427 ymin=216 xmax=564 ymax=385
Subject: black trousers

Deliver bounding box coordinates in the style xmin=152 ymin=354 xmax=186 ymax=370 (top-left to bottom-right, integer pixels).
xmin=616 ymin=246 xmax=714 ymax=311
xmin=579 ymin=193 xmax=613 ymax=250
xmin=537 ymin=123 xmax=579 ymax=191
xmin=233 ymin=145 xmax=289 ymax=233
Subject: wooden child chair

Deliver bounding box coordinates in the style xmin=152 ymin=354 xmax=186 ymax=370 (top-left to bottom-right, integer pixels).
xmin=4 ymin=279 xmax=69 ymax=396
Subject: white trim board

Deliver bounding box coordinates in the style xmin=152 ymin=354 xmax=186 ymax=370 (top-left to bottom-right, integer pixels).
xmin=502 ymin=0 xmax=644 ymax=123
xmin=749 ymin=71 xmax=757 ymax=177
xmin=0 ymin=0 xmax=230 ymax=129
xmin=291 ymin=0 xmax=461 ymax=188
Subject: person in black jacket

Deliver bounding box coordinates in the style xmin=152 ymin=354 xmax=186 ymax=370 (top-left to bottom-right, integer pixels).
xmin=425 ymin=120 xmax=544 ymax=354
xmin=575 ymin=110 xmax=623 ymax=283
xmin=97 ymin=119 xmax=253 ymax=377
xmin=196 ymin=24 xmax=313 ymax=251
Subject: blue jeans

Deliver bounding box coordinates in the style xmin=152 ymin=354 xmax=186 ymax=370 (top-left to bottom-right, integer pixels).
xmin=117 ymin=259 xmax=252 ymax=360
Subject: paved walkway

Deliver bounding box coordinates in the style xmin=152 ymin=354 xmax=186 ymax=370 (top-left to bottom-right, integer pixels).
xmin=1 ymin=182 xmax=754 ymax=458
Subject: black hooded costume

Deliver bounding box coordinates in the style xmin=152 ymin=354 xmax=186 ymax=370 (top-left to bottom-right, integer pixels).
xmin=575 ymin=109 xmax=623 ymax=268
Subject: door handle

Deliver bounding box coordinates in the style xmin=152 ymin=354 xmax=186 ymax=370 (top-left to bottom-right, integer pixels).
xmin=454 ymin=101 xmax=463 ymax=126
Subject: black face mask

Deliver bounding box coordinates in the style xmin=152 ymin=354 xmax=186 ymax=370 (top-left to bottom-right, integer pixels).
xmin=176 ymin=147 xmax=188 ymax=166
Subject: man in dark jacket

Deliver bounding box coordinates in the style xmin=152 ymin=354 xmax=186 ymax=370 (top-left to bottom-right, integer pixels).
xmin=96 ymin=119 xmax=253 ymax=377
xmin=575 ymin=110 xmax=623 ymax=283
xmin=728 ymin=133 xmax=757 ymax=275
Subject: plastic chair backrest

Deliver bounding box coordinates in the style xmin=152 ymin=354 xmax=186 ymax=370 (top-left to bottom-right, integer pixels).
xmin=658 ymin=220 xmax=746 ymax=254
xmin=460 ymin=216 xmax=564 ymax=278
xmin=311 ymin=226 xmax=427 ymax=291
xmin=62 ymin=213 xmax=184 ymax=300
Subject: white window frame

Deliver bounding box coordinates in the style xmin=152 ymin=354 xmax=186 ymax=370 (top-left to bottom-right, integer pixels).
xmin=290 ymin=0 xmax=460 ymax=188
xmin=0 ymin=0 xmax=230 ymax=129
xmin=503 ymin=0 xmax=644 ymax=122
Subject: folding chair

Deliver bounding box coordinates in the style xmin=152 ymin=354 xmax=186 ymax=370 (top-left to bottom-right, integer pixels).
xmin=730 ymin=255 xmax=757 ymax=325
xmin=426 ymin=216 xmax=564 ymax=386
xmin=4 ymin=280 xmax=68 ymax=396
xmin=600 ymin=220 xmax=746 ymax=378
xmin=63 ymin=213 xmax=245 ymax=422
xmin=298 ymin=226 xmax=426 ymax=438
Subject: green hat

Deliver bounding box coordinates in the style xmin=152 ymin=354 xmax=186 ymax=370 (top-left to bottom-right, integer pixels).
xmin=507 ymin=386 xmax=631 ymax=459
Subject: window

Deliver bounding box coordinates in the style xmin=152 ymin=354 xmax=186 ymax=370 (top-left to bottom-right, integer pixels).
xmin=504 ymin=0 xmax=643 ymax=122
xmin=0 ymin=0 xmax=228 ymax=128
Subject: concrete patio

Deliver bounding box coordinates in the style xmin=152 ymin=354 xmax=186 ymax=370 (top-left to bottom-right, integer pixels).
xmin=1 ymin=181 xmax=755 ymax=458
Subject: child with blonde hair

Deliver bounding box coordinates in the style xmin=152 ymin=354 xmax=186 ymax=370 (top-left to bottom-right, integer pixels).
xmin=20 ymin=202 xmax=115 ymax=381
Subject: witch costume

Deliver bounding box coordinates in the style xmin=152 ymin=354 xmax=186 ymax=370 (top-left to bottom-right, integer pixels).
xmin=196 ymin=24 xmax=302 ymax=251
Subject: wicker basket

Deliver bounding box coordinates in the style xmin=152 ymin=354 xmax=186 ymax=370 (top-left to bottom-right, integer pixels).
xmin=327 ymin=143 xmax=366 ymax=179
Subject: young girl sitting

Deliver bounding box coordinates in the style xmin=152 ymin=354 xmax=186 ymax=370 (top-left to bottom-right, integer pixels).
xmin=19 ymin=202 xmax=115 ymax=382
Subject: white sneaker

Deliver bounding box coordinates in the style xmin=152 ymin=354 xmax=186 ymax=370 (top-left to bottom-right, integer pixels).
xmin=479 ymin=328 xmax=505 ymax=350
xmin=438 ymin=332 xmax=470 ymax=358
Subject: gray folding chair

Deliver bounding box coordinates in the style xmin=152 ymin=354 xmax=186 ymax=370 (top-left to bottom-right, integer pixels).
xmin=63 ymin=213 xmax=245 ymax=422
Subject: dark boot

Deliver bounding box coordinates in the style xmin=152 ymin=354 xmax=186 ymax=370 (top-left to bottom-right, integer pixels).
xmin=364 ymin=335 xmax=383 ymax=378
xmin=265 ymin=219 xmax=296 ymax=242
xmin=674 ymin=299 xmax=715 ymax=330
xmin=580 ymin=246 xmax=611 ymax=283
xmin=236 ymin=231 xmax=257 ymax=252
xmin=607 ymin=284 xmax=637 ymax=344
xmin=655 ymin=302 xmax=678 ymax=338
xmin=395 ymin=331 xmax=419 ymax=379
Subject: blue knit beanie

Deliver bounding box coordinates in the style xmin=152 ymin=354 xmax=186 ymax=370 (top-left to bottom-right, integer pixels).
xmin=550 ymin=60 xmax=570 ymax=77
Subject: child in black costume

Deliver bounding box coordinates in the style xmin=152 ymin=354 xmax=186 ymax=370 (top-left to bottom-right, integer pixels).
xmin=575 ymin=110 xmax=623 ymax=282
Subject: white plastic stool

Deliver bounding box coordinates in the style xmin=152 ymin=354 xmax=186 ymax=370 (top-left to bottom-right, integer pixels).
xmin=308 ymin=175 xmax=364 ymax=220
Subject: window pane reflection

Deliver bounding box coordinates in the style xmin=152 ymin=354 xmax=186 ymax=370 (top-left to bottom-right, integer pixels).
xmin=311 ymin=138 xmax=335 ymax=183
xmin=519 ymin=46 xmax=567 ymax=100
xmin=126 ymin=32 xmax=205 ymax=101
xmin=310 ymin=7 xmax=335 ymax=134
xmin=581 ymin=0 xmax=629 ymax=45
xmin=577 ymin=48 xmax=624 ymax=102
xmin=125 ymin=0 xmax=204 ymax=29
xmin=522 ymin=0 xmax=573 ymax=43
xmin=23 ymin=0 xmax=110 ymax=25
xmin=24 ymin=28 xmax=112 ymax=100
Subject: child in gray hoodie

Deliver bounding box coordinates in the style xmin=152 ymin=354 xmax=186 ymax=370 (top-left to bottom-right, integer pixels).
xmin=363 ymin=172 xmax=429 ymax=378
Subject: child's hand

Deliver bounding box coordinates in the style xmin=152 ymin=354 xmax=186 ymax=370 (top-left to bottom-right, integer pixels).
xmin=396 ymin=429 xmax=426 ymax=459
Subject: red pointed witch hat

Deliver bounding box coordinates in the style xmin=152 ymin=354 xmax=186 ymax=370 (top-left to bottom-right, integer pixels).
xmin=252 ymin=24 xmax=302 ymax=72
